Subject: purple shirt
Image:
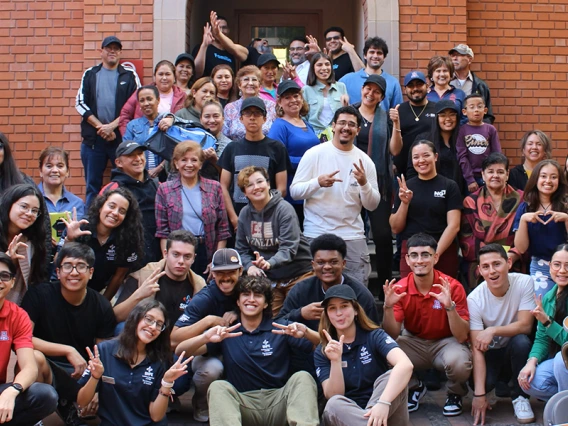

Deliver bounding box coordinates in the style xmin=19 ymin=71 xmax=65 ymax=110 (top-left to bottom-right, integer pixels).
xmin=456 ymin=123 xmax=501 ymax=185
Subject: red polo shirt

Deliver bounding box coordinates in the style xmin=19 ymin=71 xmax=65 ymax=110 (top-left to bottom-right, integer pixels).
xmin=0 ymin=300 xmax=33 ymax=383
xmin=393 ymin=270 xmax=469 ymax=340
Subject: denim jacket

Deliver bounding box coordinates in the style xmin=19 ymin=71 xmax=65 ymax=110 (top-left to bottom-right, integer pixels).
xmin=123 ymin=113 xmax=173 ymax=166
xmin=302 ymin=81 xmax=348 ymax=134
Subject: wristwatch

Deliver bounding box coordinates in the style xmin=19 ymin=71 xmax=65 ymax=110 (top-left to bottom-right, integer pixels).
xmin=445 ymin=301 xmax=456 ymax=312
xmin=10 ymin=383 xmax=23 ymax=394
xmin=543 ymin=316 xmax=553 ymax=328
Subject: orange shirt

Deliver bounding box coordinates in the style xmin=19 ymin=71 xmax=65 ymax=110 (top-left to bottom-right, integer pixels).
xmin=393 ymin=269 xmax=469 ymax=340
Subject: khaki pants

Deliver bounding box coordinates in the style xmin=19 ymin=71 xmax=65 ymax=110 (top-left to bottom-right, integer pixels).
xmin=344 ymin=239 xmax=371 ymax=286
xmin=322 ymin=370 xmax=409 ymax=426
xmin=396 ymin=331 xmax=472 ymax=396
xmin=272 ymin=270 xmax=315 ymax=318
xmin=208 ymin=371 xmax=319 ymax=426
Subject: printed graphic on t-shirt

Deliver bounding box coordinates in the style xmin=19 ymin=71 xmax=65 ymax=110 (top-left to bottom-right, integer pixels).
xmin=179 ymin=294 xmax=192 ymax=311
xmin=248 ymin=221 xmax=279 ymax=248
xmin=465 ymin=134 xmax=489 ymax=155
xmin=433 ymin=190 xmax=446 ymax=198
xmin=214 ymin=52 xmax=233 ymax=64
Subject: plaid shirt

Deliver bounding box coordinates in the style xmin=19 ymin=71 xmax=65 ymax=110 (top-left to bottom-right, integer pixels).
xmin=155 ymin=176 xmax=231 ymax=262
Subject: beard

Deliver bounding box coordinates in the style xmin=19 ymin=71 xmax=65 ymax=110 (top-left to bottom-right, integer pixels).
xmin=291 ymin=55 xmax=306 ymax=66
xmin=257 ymin=45 xmax=272 ymax=54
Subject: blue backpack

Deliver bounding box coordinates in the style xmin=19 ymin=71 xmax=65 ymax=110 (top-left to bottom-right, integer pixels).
xmin=145 ymin=121 xmax=217 ymax=161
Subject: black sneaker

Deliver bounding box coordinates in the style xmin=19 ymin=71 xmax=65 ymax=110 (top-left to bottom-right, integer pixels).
xmin=443 ymin=393 xmax=462 ymax=417
xmin=407 ymin=381 xmax=427 ymax=412
xmin=56 ymin=399 xmax=88 ymax=426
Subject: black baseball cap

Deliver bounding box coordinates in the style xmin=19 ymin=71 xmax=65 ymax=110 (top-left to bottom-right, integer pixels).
xmin=101 ymin=36 xmax=122 ymax=49
xmin=175 ymin=53 xmax=195 ymax=67
xmin=240 ymin=97 xmax=267 ymax=114
xmin=322 ymin=285 xmax=358 ymax=306
xmin=257 ymin=53 xmax=280 ymax=68
xmin=210 ymin=249 xmax=243 ymax=271
xmin=434 ymin=100 xmax=460 ymax=115
xmin=277 ymin=80 xmax=301 ymax=96
xmin=116 ymin=141 xmax=146 ymax=157
xmin=363 ymin=74 xmax=387 ymax=94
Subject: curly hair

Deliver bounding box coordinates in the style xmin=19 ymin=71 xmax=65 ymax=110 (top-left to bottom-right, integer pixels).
xmin=237 ymin=275 xmax=273 ymax=317
xmin=523 ymin=159 xmax=568 ymax=213
xmin=83 ymin=187 xmax=144 ymax=264
xmin=117 ymin=299 xmax=172 ymax=365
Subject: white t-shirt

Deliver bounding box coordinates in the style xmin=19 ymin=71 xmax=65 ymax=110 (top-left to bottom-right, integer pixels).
xmin=467 ymin=273 xmax=535 ymax=349
xmin=290 ymin=142 xmax=380 ymax=240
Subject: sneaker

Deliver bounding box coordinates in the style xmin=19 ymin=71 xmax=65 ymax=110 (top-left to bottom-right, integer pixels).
xmin=192 ymin=394 xmax=209 ymax=423
xmin=443 ymin=393 xmax=462 ymax=417
xmin=512 ymin=395 xmax=535 ymax=424
xmin=56 ymin=399 xmax=88 ymax=426
xmin=407 ymin=381 xmax=427 ymax=412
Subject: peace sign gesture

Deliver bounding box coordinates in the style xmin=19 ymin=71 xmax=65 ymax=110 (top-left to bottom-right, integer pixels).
xmin=136 ymin=269 xmax=165 ymax=299
xmin=204 ymin=323 xmax=243 ymax=343
xmin=429 ymin=276 xmax=453 ymax=310
xmin=322 ymin=329 xmax=344 ymax=362
xmin=531 ymin=294 xmax=549 ymax=324
xmin=352 ymin=159 xmax=367 ymax=186
xmin=86 ymin=345 xmax=104 ymax=380
xmin=61 ymin=207 xmax=91 ymax=241
xmin=272 ymin=322 xmax=307 ymax=339
xmin=163 ymin=351 xmax=193 ymax=383
xmin=252 ymin=251 xmax=271 ymax=271
xmin=318 ymin=170 xmax=342 ymax=188
xmin=396 ymin=174 xmax=413 ymax=205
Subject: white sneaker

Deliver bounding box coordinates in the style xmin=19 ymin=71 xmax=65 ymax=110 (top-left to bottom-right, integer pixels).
xmin=512 ymin=396 xmax=535 ymax=424
xmin=192 ymin=395 xmax=209 ymax=423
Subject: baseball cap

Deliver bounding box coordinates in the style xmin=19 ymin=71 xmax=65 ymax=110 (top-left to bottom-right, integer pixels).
xmin=363 ymin=74 xmax=387 ymax=94
xmin=449 ymin=44 xmax=474 ymax=59
xmin=175 ymin=53 xmax=195 ymax=66
xmin=240 ymin=97 xmax=267 ymax=114
xmin=403 ymin=71 xmax=427 ymax=86
xmin=257 ymin=53 xmax=280 ymax=68
xmin=277 ymin=80 xmax=301 ymax=96
xmin=101 ymin=36 xmax=122 ymax=49
xmin=434 ymin=100 xmax=460 ymax=115
xmin=116 ymin=141 xmax=146 ymax=157
xmin=322 ymin=285 xmax=358 ymax=307
xmin=210 ymin=248 xmax=243 ymax=271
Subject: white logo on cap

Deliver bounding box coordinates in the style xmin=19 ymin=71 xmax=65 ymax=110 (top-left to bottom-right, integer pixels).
xmin=411 ymin=72 xmax=419 ymax=78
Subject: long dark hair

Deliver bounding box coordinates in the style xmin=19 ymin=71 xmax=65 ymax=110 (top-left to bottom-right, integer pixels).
xmin=307 ymin=53 xmax=335 ymax=86
xmin=0 ymin=184 xmax=48 ymax=285
xmin=429 ymin=105 xmax=459 ymax=157
xmin=0 ymin=132 xmax=25 ymax=193
xmin=117 ymin=299 xmax=171 ymax=364
xmin=550 ymin=244 xmax=568 ymax=354
xmin=83 ymin=187 xmax=144 ymax=263
xmin=523 ymin=160 xmax=568 ymax=213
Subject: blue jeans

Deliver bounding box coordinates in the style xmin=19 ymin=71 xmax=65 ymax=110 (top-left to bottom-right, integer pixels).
xmin=0 ymin=382 xmax=58 ymax=425
xmin=81 ymin=140 xmax=118 ymax=207
xmin=553 ymin=350 xmax=568 ymax=392
xmin=525 ymin=352 xmax=565 ymax=400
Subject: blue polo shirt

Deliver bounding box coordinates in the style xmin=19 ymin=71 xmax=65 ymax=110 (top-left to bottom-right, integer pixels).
xmin=174 ymin=282 xmax=237 ymax=327
xmin=206 ymin=316 xmax=314 ymax=392
xmin=314 ymin=327 xmax=399 ymax=408
xmin=38 ymin=183 xmax=85 ymax=218
xmin=78 ymin=339 xmax=167 ymax=426
xmin=339 ymin=69 xmax=403 ymax=111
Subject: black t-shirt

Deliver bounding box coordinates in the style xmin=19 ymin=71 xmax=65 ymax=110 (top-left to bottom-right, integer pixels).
xmin=192 ymin=45 xmax=236 ymax=77
xmin=393 ymin=101 xmax=437 ymax=176
xmin=332 ymin=52 xmax=355 ymax=81
xmin=218 ymin=137 xmax=290 ymax=215
xmin=21 ymin=281 xmax=116 ymax=363
xmin=241 ymin=46 xmax=261 ymax=67
xmin=393 ymin=174 xmax=462 ymax=240
xmin=355 ymin=117 xmax=371 ymax=154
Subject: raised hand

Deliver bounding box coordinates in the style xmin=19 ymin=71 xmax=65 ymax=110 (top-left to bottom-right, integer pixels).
xmin=383 ymin=279 xmax=406 ymax=308
xmin=396 ymin=174 xmax=413 ymax=205
xmin=305 ymin=35 xmax=321 ymax=57
xmin=6 ymin=234 xmax=28 ymax=261
xmin=204 ymin=323 xmax=243 ymax=343
xmin=352 ymin=159 xmax=367 ymax=186
xmin=252 ymin=251 xmax=271 ymax=271
xmin=86 ymin=345 xmax=104 ymax=379
xmin=318 ymin=170 xmax=342 ymax=188
xmin=136 ymin=269 xmax=165 ymax=299
xmin=322 ymin=329 xmax=344 ymax=362
xmin=531 ymin=294 xmax=549 ymax=324
xmin=390 ymin=104 xmax=400 ymax=126
xmin=201 ymin=23 xmax=214 ymax=46
xmin=61 ymin=207 xmax=91 ymax=241
xmin=272 ymin=322 xmax=307 ymax=339
xmin=338 ymin=37 xmax=355 ymax=54
xmin=429 ymin=277 xmax=453 ymax=310
xmin=163 ymin=351 xmax=193 ymax=382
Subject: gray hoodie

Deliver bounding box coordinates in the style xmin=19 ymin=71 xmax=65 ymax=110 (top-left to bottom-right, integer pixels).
xmin=236 ymin=190 xmax=312 ymax=281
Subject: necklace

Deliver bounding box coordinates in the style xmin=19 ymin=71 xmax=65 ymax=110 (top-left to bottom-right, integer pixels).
xmin=361 ymin=116 xmax=371 ymax=128
xmin=410 ymin=102 xmax=428 ymax=121
xmin=540 ymin=202 xmax=552 ymax=213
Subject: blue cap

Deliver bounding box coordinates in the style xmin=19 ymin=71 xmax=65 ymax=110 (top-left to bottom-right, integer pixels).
xmin=403 ymin=71 xmax=427 ymax=86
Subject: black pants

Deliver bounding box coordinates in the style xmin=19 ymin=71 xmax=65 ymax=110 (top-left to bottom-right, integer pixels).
xmin=367 ymin=197 xmax=393 ymax=298
xmin=482 ymin=334 xmax=532 ymax=399
xmin=0 ymin=382 xmax=58 ymax=425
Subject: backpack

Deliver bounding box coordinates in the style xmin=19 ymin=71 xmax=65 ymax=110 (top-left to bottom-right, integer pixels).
xmin=145 ymin=121 xmax=217 ymax=161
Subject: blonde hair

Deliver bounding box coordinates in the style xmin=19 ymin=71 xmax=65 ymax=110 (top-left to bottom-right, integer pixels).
xmin=237 ymin=166 xmax=269 ymax=192
xmin=171 ymin=140 xmax=204 ymax=171
xmin=184 ymin=77 xmax=216 ymax=108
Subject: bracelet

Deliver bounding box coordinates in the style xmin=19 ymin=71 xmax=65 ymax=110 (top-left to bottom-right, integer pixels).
xmin=161 ymin=379 xmax=174 ymax=388
xmin=394 ymin=128 xmax=401 ymax=133
xmin=473 ymin=392 xmax=487 ymax=397
xmin=377 ymin=400 xmax=391 ymax=406
xmin=159 ymin=389 xmax=172 ymax=398
xmin=383 ymin=304 xmax=393 ymax=309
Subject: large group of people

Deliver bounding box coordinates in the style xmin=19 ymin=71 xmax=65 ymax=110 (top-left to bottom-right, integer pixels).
xmin=0 ymin=9 xmax=568 ymax=426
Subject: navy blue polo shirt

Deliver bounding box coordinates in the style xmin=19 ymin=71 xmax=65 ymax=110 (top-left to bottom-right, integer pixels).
xmin=78 ymin=339 xmax=167 ymax=426
xmin=314 ymin=328 xmax=399 ymax=408
xmin=174 ymin=282 xmax=237 ymax=327
xmin=207 ymin=316 xmax=314 ymax=393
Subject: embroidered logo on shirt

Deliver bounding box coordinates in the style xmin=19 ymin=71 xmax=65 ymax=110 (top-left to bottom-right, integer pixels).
xmin=360 ymin=346 xmax=372 ymax=365
xmin=142 ymin=366 xmax=154 ymax=386
xmin=179 ymin=295 xmax=192 ymax=311
xmin=432 ymin=300 xmax=443 ymax=310
xmin=385 ymin=336 xmax=395 ymax=345
xmin=178 ymin=314 xmax=189 ymax=323
xmin=261 ymin=339 xmax=273 ymax=356
xmin=0 ymin=331 xmax=8 ymax=341
xmin=433 ymin=190 xmax=446 ymax=198
xmin=106 ymin=244 xmax=116 ymax=261
xmin=316 ymin=367 xmax=321 ymax=377
xmin=127 ymin=252 xmax=138 ymax=263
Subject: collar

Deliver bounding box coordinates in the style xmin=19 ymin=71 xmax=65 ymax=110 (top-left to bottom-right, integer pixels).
xmin=210 ymin=281 xmax=236 ymax=302
xmin=111 ymin=340 xmax=153 ymax=367
xmin=321 ymin=275 xmax=346 ymax=294
xmin=406 ymin=270 xmax=444 ymax=297
xmin=38 ymin=182 xmax=70 ymax=202
xmin=453 ymin=71 xmax=473 ymax=82
xmin=237 ymin=314 xmax=273 ymax=334
xmin=0 ymin=300 xmax=12 ymax=319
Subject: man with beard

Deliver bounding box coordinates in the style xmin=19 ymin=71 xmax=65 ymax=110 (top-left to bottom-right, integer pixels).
xmin=283 ymin=37 xmax=310 ymax=85
xmin=324 ymin=27 xmax=364 ymax=81
xmin=391 ymin=71 xmax=438 ymax=177
xmin=382 ymin=233 xmax=471 ymax=418
xmin=340 ymin=37 xmax=403 ymax=110
xmin=291 ymin=106 xmax=380 ymax=286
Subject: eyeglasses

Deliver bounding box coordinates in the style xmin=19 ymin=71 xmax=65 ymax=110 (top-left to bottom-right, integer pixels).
xmin=242 ymin=110 xmax=265 ymax=118
xmin=60 ymin=262 xmax=90 ymax=274
xmin=241 ymin=77 xmax=259 ymax=83
xmin=143 ymin=315 xmax=166 ymax=332
xmin=326 ymin=35 xmax=341 ymax=42
xmin=18 ymin=203 xmax=41 ymax=218
xmin=550 ymin=262 xmax=568 ymax=272
xmin=103 ymin=46 xmax=121 ymax=53
xmin=335 ymin=120 xmax=358 ymax=129
xmin=407 ymin=252 xmax=434 ymax=260
xmin=0 ymin=272 xmax=15 ymax=283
